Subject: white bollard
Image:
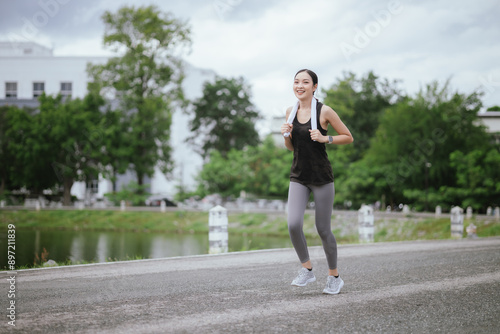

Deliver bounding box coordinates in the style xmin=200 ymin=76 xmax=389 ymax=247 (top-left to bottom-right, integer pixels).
xmin=495 ymin=207 xmax=500 ymax=220
xmin=486 ymin=206 xmax=492 ymax=216
xmin=0 ymin=200 xmax=5 ymax=208
xmin=358 ymin=205 xmax=374 ymax=243
xmin=450 ymin=206 xmax=464 ymax=238
xmin=120 ymin=200 xmax=126 ymax=211
xmin=209 ymin=205 xmax=228 ymax=254
xmin=466 ymin=206 xmax=473 ymax=219
xmin=466 ymin=223 xmax=477 ymax=238
xmin=402 ymin=204 xmax=410 ymax=214
xmin=35 ymin=200 xmax=41 ymax=211
xmin=160 ymin=200 xmax=166 ymax=213
xmin=435 ymin=205 xmax=441 ymax=217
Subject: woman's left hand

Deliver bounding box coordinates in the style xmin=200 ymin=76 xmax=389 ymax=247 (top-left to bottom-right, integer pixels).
xmin=309 ymin=129 xmax=326 ymax=143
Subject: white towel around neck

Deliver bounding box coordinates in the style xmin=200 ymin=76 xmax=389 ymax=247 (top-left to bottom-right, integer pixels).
xmin=283 ymin=97 xmax=317 ymax=137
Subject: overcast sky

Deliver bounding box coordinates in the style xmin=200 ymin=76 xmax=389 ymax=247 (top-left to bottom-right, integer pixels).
xmin=1 ymin=0 xmax=499 ymax=123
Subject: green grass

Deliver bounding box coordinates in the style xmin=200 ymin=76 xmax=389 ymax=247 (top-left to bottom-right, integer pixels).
xmin=3 ymin=209 xmax=500 ymax=269
xmin=0 ymin=210 xmax=209 ymax=233
xmin=374 ymin=217 xmax=500 ymax=242
xmin=2 ymin=209 xmax=500 ymax=243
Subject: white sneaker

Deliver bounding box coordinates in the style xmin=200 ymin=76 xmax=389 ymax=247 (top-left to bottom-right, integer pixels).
xmin=322 ymin=275 xmax=344 ymax=294
xmin=291 ymin=267 xmax=316 ymax=287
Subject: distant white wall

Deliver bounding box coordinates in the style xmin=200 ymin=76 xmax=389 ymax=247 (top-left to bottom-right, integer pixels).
xmin=153 ymin=64 xmax=216 ymax=197
xmin=478 ymin=114 xmax=500 ymax=133
xmin=0 ymin=56 xmax=108 ymax=99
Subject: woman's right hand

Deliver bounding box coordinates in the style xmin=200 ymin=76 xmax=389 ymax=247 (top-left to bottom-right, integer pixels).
xmin=281 ymin=123 xmax=293 ymax=136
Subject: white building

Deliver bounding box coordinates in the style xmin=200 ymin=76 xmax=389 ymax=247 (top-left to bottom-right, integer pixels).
xmin=0 ymin=41 xmax=214 ymax=203
xmin=477 ymin=111 xmax=500 ymax=144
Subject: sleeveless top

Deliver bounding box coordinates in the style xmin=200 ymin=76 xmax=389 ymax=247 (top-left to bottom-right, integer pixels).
xmin=290 ymin=101 xmax=334 ymax=185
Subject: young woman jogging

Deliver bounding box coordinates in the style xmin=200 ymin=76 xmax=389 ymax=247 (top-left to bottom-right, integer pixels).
xmin=281 ymin=69 xmax=353 ymax=294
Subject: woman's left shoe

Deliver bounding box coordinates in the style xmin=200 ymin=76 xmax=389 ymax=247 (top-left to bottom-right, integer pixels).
xmin=322 ymin=275 xmax=344 ymax=294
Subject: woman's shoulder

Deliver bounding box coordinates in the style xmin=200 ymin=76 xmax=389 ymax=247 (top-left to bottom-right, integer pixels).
xmin=320 ymin=103 xmax=336 ymax=116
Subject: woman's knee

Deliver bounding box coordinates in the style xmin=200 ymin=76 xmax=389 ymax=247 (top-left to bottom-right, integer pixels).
xmin=317 ymin=226 xmax=333 ymax=240
xmin=288 ymin=218 xmax=303 ymax=235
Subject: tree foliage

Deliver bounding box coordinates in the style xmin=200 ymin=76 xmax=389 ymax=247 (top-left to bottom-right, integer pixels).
xmin=322 ymin=71 xmax=402 ymax=162
xmin=37 ymin=94 xmax=106 ymax=204
xmin=353 ymin=81 xmax=494 ymax=209
xmin=440 ymin=149 xmax=500 ymax=210
xmin=87 ymin=5 xmax=191 ymax=187
xmin=189 ymin=76 xmax=261 ymax=160
xmin=1 ymin=93 xmax=106 ymax=205
xmin=196 ymin=136 xmax=290 ymax=198
xmin=0 ymin=105 xmax=35 ymax=195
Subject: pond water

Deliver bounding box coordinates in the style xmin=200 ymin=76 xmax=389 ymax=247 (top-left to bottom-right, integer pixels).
xmin=0 ymin=229 xmax=322 ymax=268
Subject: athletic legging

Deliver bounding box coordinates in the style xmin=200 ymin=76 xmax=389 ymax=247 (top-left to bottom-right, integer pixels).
xmin=287 ymin=181 xmax=338 ymax=270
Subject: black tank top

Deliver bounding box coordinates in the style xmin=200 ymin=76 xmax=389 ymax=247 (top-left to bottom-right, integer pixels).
xmin=290 ymin=100 xmax=334 ymax=185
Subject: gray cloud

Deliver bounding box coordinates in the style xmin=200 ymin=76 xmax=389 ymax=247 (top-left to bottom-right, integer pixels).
xmin=0 ymin=0 xmax=498 ymax=113
xmin=0 ymin=0 xmax=105 ymax=39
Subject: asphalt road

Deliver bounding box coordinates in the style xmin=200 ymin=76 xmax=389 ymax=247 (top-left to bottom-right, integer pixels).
xmin=2 ymin=237 xmax=500 ymax=333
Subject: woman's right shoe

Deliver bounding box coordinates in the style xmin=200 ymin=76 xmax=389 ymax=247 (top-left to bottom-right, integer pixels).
xmin=291 ymin=267 xmax=316 ymax=287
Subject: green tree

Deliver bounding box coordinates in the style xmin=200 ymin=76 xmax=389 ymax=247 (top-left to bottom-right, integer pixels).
xmin=196 ymin=149 xmax=249 ymax=198
xmin=34 ymin=94 xmax=105 ymax=205
xmin=364 ymin=81 xmax=491 ymax=209
xmin=96 ymin=108 xmax=130 ymax=192
xmin=0 ymin=106 xmax=7 ymax=196
xmin=196 ymin=136 xmax=291 ymax=199
xmin=87 ymin=5 xmax=191 ymax=187
xmin=440 ymin=149 xmax=500 ymax=211
xmin=0 ymin=105 xmax=36 ymax=198
xmin=2 ymin=94 xmax=106 ymax=205
xmin=334 ymin=159 xmax=388 ymax=209
xmin=189 ymin=76 xmax=261 ymax=160
xmin=322 ymin=71 xmax=402 ymax=162
xmin=245 ymin=136 xmax=291 ymax=198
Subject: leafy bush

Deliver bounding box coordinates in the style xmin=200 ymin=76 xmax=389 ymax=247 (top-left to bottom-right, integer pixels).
xmin=104 ymin=181 xmax=149 ymax=206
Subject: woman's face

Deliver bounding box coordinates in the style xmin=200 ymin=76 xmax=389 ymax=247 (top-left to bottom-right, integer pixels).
xmin=293 ymin=71 xmax=316 ymax=100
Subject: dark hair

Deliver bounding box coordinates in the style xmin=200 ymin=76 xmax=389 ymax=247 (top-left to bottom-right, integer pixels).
xmin=294 ymin=69 xmax=318 ymax=95
xmin=294 ymin=69 xmax=318 ymax=86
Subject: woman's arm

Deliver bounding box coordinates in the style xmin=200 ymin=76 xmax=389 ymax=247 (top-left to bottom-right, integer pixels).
xmin=309 ymin=105 xmax=354 ymax=144
xmin=282 ymin=106 xmax=294 ymax=151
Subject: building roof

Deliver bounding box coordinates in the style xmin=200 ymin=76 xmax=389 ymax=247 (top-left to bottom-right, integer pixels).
xmin=0 ymin=41 xmax=53 ymax=57
xmin=477 ymin=111 xmax=500 ymax=117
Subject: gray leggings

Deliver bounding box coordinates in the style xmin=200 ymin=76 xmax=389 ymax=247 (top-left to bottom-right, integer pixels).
xmin=287 ymin=181 xmax=337 ymax=270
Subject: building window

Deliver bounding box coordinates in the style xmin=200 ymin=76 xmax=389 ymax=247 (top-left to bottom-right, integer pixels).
xmin=33 ymin=82 xmax=44 ymax=98
xmin=87 ymin=180 xmax=99 ymax=194
xmin=60 ymin=82 xmax=72 ymax=97
xmin=5 ymin=82 xmax=17 ymax=98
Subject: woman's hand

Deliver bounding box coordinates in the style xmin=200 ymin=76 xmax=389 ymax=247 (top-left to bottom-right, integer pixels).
xmin=281 ymin=123 xmax=293 ymax=136
xmin=309 ymin=129 xmax=326 ymax=142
